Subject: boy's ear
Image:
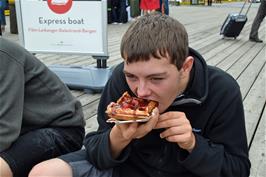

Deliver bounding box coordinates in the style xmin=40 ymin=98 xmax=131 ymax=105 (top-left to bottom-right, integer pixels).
xmin=180 ymin=56 xmax=194 ymax=77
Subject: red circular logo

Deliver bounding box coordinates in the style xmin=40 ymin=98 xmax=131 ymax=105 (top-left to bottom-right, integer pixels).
xmin=47 ymin=0 xmax=72 ymax=14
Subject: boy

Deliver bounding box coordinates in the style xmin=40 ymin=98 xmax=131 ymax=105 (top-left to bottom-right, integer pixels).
xmin=29 ymin=14 xmax=250 ymax=177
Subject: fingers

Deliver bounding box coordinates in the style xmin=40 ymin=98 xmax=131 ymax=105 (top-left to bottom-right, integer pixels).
xmin=159 ymin=111 xmax=186 ymax=121
xmin=149 ymin=107 xmax=160 ymax=127
xmin=154 ymin=111 xmax=196 ymax=151
xmin=133 ymin=108 xmax=160 ymax=139
xmin=116 ymin=122 xmax=138 ymax=140
xmin=160 ymin=125 xmax=196 ymax=151
xmin=164 ymin=132 xmax=196 ymax=152
xmin=151 ymin=107 xmax=159 ymax=117
xmin=112 ymin=108 xmax=160 ymax=140
xmin=159 ymin=124 xmax=192 ymax=140
xmin=155 ymin=112 xmax=188 ymax=129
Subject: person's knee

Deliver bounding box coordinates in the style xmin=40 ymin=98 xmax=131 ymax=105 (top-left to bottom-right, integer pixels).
xmin=0 ymin=157 xmax=13 ymax=177
xmin=28 ymin=162 xmax=47 ymax=177
xmin=29 ymin=158 xmax=72 ymax=177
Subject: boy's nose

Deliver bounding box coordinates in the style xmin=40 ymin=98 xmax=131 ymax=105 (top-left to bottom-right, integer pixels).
xmin=136 ymin=82 xmax=151 ymax=98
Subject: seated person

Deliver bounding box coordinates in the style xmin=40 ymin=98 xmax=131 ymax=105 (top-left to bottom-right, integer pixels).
xmin=0 ymin=38 xmax=85 ymax=177
xmin=29 ymin=14 xmax=250 ymax=177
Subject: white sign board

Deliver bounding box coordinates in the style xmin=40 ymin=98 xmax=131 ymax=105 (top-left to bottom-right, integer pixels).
xmin=15 ymin=0 xmax=108 ymax=56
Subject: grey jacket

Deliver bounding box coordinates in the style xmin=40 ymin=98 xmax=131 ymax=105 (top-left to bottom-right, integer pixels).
xmin=0 ymin=38 xmax=85 ymax=152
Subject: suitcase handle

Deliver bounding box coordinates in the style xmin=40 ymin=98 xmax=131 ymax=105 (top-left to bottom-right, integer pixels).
xmin=239 ymin=0 xmax=252 ymax=16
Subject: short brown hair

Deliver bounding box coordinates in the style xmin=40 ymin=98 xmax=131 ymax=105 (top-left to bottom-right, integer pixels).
xmin=121 ymin=14 xmax=189 ymax=70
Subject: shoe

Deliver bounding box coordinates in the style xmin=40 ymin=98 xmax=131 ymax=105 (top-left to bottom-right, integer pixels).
xmin=249 ymin=37 xmax=263 ymax=43
xmin=1 ymin=25 xmax=5 ymax=33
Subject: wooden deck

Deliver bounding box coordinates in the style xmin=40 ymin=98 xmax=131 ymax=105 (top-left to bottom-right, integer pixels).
xmin=2 ymin=2 xmax=265 ymax=176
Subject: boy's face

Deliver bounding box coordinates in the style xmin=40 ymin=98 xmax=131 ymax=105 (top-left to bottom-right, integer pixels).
xmin=124 ymin=56 xmax=191 ymax=113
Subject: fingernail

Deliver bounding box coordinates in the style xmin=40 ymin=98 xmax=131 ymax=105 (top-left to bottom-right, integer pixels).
xmin=152 ymin=108 xmax=158 ymax=116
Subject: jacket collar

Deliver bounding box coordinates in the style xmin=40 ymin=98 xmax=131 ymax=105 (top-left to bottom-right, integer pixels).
xmin=171 ymin=47 xmax=208 ymax=106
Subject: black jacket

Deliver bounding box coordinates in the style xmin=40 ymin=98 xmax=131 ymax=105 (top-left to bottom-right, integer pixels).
xmin=84 ymin=48 xmax=250 ymax=177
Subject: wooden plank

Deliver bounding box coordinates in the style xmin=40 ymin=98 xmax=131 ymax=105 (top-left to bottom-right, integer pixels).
xmin=203 ymin=23 xmax=265 ymax=66
xmin=198 ymin=22 xmax=254 ymax=54
xmin=77 ymin=93 xmax=101 ymax=107
xmin=209 ymin=41 xmax=255 ymax=69
xmin=204 ymin=20 xmax=263 ymax=61
xmin=243 ymin=64 xmax=265 ymax=144
xmin=234 ymin=45 xmax=265 ymax=97
xmin=249 ymin=107 xmax=266 ymax=177
xmin=189 ymin=18 xmax=252 ymax=52
xmin=204 ymin=39 xmax=246 ymax=64
xmin=82 ymin=100 xmax=99 ymax=120
xmin=217 ymin=42 xmax=265 ymax=79
xmin=71 ymin=90 xmax=85 ymax=97
xmin=47 ymin=55 xmax=90 ymax=65
xmin=55 ymin=56 xmax=92 ymax=65
xmin=85 ymin=115 xmax=98 ymax=133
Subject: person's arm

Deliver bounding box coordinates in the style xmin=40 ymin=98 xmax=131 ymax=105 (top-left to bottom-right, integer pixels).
xmin=179 ymin=88 xmax=250 ymax=177
xmin=83 ymin=63 xmax=132 ymax=169
xmin=0 ymin=51 xmax=24 ymax=152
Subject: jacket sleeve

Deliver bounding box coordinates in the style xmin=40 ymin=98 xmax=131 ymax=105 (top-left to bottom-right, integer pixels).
xmin=83 ymin=63 xmax=132 ymax=169
xmin=179 ymin=84 xmax=250 ymax=177
xmin=0 ymin=52 xmax=24 ymax=152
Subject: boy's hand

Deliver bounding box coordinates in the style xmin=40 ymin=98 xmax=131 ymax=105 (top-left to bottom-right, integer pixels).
xmin=109 ymin=108 xmax=159 ymax=158
xmin=155 ymin=111 xmax=195 ymax=152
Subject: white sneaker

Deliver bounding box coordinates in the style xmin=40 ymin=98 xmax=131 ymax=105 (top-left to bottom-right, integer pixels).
xmin=1 ymin=25 xmax=5 ymax=33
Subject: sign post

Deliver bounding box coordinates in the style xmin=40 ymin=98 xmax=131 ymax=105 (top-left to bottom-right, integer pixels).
xmin=15 ymin=0 xmax=111 ymax=92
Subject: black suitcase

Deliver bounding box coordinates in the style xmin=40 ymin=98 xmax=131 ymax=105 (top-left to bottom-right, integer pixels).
xmin=220 ymin=13 xmax=247 ymax=39
xmin=220 ymin=0 xmax=252 ymax=39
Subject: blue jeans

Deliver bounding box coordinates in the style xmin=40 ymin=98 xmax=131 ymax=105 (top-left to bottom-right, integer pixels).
xmin=160 ymin=0 xmax=169 ymax=15
xmin=0 ymin=0 xmax=7 ymax=26
xmin=111 ymin=0 xmax=127 ymax=23
xmin=0 ymin=127 xmax=84 ymax=177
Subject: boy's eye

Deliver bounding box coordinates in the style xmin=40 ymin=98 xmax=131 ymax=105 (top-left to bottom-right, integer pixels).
xmin=125 ymin=74 xmax=134 ymax=78
xmin=151 ymin=77 xmax=164 ymax=81
xmin=125 ymin=74 xmax=137 ymax=80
